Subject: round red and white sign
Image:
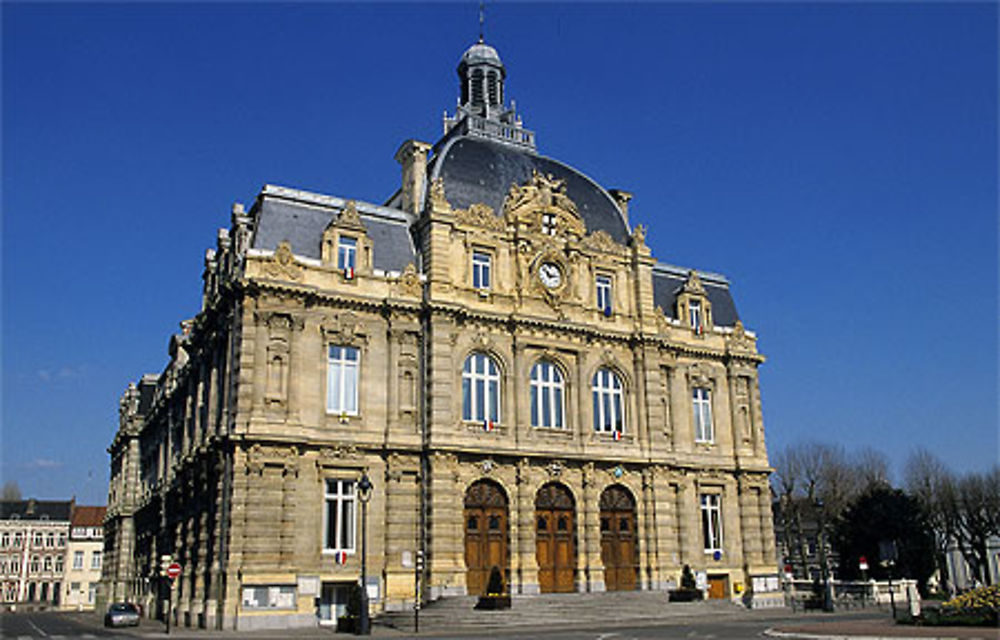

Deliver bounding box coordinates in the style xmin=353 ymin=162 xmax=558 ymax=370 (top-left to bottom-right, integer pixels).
xmin=166 ymin=562 xmax=182 ymax=579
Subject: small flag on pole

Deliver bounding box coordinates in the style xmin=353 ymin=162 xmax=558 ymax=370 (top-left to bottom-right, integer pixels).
xmin=612 ymin=430 xmax=622 ymax=442
xmin=603 ymin=306 xmax=612 ymax=317
xmin=344 ymin=267 xmax=355 ymax=280
xmin=334 ymin=551 xmax=348 ymax=565
xmin=483 ymin=419 xmax=494 ymax=432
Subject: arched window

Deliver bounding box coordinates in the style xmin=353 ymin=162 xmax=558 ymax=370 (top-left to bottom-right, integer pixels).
xmin=592 ymin=368 xmax=624 ymax=434
xmin=487 ymin=71 xmax=499 ymax=105
xmin=471 ymin=69 xmax=485 ymax=105
xmin=530 ymin=361 xmax=564 ymax=429
xmin=462 ymin=353 xmax=500 ymax=424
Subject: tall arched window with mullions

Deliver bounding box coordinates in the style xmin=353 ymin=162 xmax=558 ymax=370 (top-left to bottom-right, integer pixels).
xmin=462 ymin=353 xmax=501 ymax=424
xmin=592 ymin=368 xmax=624 ymax=434
xmin=530 ymin=360 xmax=565 ymax=429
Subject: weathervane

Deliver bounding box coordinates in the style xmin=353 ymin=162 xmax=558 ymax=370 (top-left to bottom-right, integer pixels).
xmin=478 ymin=1 xmax=485 ymax=43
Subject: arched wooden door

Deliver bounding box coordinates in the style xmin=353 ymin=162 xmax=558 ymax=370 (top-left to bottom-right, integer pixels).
xmin=535 ymin=483 xmax=576 ymax=593
xmin=600 ymin=485 xmax=638 ymax=591
xmin=464 ymin=480 xmax=509 ymax=596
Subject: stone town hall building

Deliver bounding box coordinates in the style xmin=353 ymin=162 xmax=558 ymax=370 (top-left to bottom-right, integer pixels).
xmin=102 ymin=39 xmax=779 ymax=630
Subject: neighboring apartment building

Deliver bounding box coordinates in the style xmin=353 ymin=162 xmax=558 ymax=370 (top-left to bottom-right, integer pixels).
xmin=102 ymin=39 xmax=779 ymax=630
xmin=63 ymin=505 xmax=106 ymax=610
xmin=0 ymin=499 xmax=71 ymax=609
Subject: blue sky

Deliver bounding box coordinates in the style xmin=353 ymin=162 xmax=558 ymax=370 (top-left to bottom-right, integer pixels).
xmin=3 ymin=3 xmax=997 ymax=504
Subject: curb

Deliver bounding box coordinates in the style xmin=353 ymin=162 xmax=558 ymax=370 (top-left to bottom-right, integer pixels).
xmin=765 ymin=627 xmax=976 ymax=640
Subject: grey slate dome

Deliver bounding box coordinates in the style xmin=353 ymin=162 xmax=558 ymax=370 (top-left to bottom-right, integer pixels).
xmin=460 ymin=41 xmax=503 ymax=67
xmin=428 ymin=135 xmax=631 ymax=244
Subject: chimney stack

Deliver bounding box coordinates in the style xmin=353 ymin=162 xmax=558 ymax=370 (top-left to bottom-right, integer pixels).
xmin=395 ymin=140 xmax=432 ymax=214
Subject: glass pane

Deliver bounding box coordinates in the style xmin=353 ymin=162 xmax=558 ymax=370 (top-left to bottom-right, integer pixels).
xmin=537 ymin=517 xmax=547 ymax=531
xmin=600 ymin=517 xmax=609 ymax=532
xmin=602 ymin=394 xmax=611 ymax=431
xmin=488 ymin=381 xmax=499 ymax=422
xmin=542 ymin=388 xmax=551 ymax=427
xmin=327 ymin=500 xmax=338 ymax=549
xmin=619 ymin=518 xmax=629 ymax=532
xmin=467 ymin=516 xmax=478 ymax=530
xmin=554 ymin=387 xmax=563 ymax=428
xmin=592 ymin=391 xmax=600 ymax=431
xmin=557 ymin=516 xmax=568 ymax=531
xmin=345 ymin=365 xmax=357 ymax=413
xmin=462 ymin=378 xmax=471 ymax=420
xmin=531 ymin=386 xmax=538 ymax=427
xmin=345 ymin=348 xmax=358 ymax=362
xmin=464 ymin=356 xmax=472 ymax=374
xmin=475 ymin=379 xmax=485 ymax=421
xmin=613 ymin=394 xmax=622 ymax=431
xmin=329 ymin=365 xmax=342 ymax=412
xmin=488 ymin=515 xmax=500 ymax=530
xmin=341 ymin=500 xmax=355 ymax=550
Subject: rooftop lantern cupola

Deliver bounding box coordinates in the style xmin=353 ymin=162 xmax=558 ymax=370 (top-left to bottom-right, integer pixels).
xmin=443 ymin=39 xmax=536 ymax=152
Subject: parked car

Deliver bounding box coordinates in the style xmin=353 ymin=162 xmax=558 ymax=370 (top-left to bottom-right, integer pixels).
xmin=104 ymin=602 xmax=140 ymax=627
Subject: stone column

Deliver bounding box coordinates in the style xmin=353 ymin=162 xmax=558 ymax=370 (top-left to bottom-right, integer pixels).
xmin=427 ymin=453 xmax=464 ymax=599
xmin=514 ymin=458 xmax=539 ymax=594
xmin=640 ymin=468 xmax=657 ymax=589
xmin=581 ymin=463 xmax=604 ymax=592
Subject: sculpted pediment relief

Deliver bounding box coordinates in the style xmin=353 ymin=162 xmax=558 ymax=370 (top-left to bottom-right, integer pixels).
xmin=503 ymin=171 xmax=586 ymax=238
xmin=262 ymin=241 xmax=303 ymax=281
xmin=581 ymin=230 xmax=627 ymax=256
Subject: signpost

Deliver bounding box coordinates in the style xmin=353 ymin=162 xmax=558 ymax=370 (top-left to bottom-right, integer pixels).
xmin=162 ymin=559 xmax=181 ymax=635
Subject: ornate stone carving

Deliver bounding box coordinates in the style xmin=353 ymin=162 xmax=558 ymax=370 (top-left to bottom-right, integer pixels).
xmin=654 ymin=306 xmax=673 ymax=334
xmin=262 ymin=241 xmax=303 ymax=281
xmin=394 ymin=263 xmax=422 ymax=298
xmin=682 ymin=270 xmax=706 ymax=295
xmin=631 ymin=224 xmax=647 ymax=249
xmin=455 ymin=202 xmax=504 ymax=231
xmin=581 ymin=229 xmax=627 ymax=256
xmin=545 ymin=459 xmax=565 ymax=477
xmin=727 ymin=320 xmax=757 ymax=353
xmin=336 ymin=200 xmax=366 ymax=230
xmin=315 ymin=444 xmax=362 ymax=465
xmin=428 ymin=177 xmax=450 ymax=212
xmin=320 ymin=312 xmax=368 ymax=346
xmin=503 ymin=171 xmax=586 ymax=238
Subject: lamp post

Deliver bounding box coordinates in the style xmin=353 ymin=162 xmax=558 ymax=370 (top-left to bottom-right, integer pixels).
xmin=357 ymin=471 xmax=373 ymax=635
xmin=815 ymin=499 xmax=834 ymax=612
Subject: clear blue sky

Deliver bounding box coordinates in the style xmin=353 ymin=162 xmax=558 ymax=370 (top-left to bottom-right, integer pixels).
xmin=3 ymin=3 xmax=997 ymax=504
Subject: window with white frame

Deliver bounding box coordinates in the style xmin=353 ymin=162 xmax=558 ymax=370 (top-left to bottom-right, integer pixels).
xmin=323 ymin=479 xmax=356 ymax=553
xmin=326 ymin=346 xmax=360 ymax=415
xmin=541 ymin=213 xmax=558 ymax=236
xmin=337 ymin=236 xmax=357 ymax=271
xmin=73 ymin=550 xmax=84 ymax=570
xmin=472 ymin=251 xmax=491 ymax=290
xmin=33 ymin=533 xmax=42 ymax=547
xmin=692 ymin=387 xmax=714 ymax=443
xmin=30 ymin=556 xmax=39 ymax=573
xmin=91 ymin=551 xmax=102 ymax=569
xmin=13 ymin=533 xmax=21 ymax=547
xmin=530 ymin=360 xmax=565 ymax=429
xmin=689 ymin=299 xmax=703 ymax=332
xmin=462 ymin=353 xmax=500 ymax=424
xmin=592 ymin=368 xmax=624 ymax=434
xmin=700 ymin=493 xmax=723 ymax=553
xmin=43 ymin=556 xmax=52 ymax=572
xmin=596 ymin=275 xmax=612 ymax=315
xmin=45 ymin=533 xmax=53 ymax=547
xmin=1 ymin=532 xmax=8 ymax=547
xmin=54 ymin=555 xmax=62 ymax=572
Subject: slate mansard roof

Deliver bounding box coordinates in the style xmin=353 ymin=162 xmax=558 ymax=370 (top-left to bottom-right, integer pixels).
xmin=0 ymin=500 xmax=73 ymax=522
xmin=251 ymin=186 xmax=417 ymax=273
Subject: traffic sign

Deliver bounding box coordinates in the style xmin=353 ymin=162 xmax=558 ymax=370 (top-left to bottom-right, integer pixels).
xmin=166 ymin=562 xmax=182 ymax=579
xmin=859 ymin=556 xmax=869 ymax=571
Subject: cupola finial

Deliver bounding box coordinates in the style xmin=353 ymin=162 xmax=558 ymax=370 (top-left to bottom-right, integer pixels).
xmin=478 ymin=1 xmax=485 ymax=43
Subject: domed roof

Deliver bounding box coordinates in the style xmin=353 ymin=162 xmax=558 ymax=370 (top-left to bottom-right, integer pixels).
xmin=460 ymin=40 xmax=503 ymax=68
xmin=429 ymin=135 xmax=630 ymax=244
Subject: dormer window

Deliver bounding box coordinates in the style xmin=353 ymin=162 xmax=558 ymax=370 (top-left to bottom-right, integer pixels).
xmin=689 ymin=300 xmax=703 ymax=333
xmin=472 ymin=251 xmax=491 ymax=290
xmin=337 ymin=236 xmax=357 ymax=272
xmin=541 ymin=213 xmax=557 ymax=236
xmin=596 ymin=275 xmax=612 ymax=316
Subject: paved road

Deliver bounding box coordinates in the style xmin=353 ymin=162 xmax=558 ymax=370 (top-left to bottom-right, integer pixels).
xmin=0 ymin=610 xmax=135 ymax=638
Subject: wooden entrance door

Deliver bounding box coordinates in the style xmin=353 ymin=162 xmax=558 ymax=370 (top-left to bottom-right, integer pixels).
xmin=535 ymin=483 xmax=576 ymax=593
xmin=464 ymin=480 xmax=509 ymax=596
xmin=707 ymin=575 xmax=728 ymax=599
xmin=599 ymin=485 xmax=638 ymax=591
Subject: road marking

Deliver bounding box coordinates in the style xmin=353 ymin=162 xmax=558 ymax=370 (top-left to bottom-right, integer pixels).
xmin=596 ymin=634 xmax=620 ymax=640
xmin=26 ymin=618 xmax=49 ymax=637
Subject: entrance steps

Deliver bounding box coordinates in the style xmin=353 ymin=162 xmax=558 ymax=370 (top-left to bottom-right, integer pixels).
xmin=376 ymin=592 xmax=744 ymax=633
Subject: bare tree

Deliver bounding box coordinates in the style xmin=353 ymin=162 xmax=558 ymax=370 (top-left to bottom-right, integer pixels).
xmin=854 ymin=446 xmax=891 ymax=490
xmin=904 ymin=448 xmax=956 ymax=593
xmin=1 ymin=481 xmax=21 ymax=501
xmin=954 ymin=469 xmax=1000 ymax=586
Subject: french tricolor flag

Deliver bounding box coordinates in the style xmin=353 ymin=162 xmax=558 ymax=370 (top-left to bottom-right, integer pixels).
xmin=483 ymin=419 xmax=494 ymax=432
xmin=334 ymin=551 xmax=348 ymax=565
xmin=612 ymin=430 xmax=622 ymax=442
xmin=344 ymin=267 xmax=355 ymax=280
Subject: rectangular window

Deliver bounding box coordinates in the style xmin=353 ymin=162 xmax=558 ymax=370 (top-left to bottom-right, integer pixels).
xmin=55 ymin=555 xmax=63 ymax=572
xmin=596 ymin=275 xmax=612 ymax=314
xmin=326 ymin=346 xmax=360 ymax=415
xmin=692 ymin=387 xmax=714 ymax=443
xmin=91 ymin=551 xmax=102 ymax=569
xmin=13 ymin=533 xmax=21 ymax=547
xmin=43 ymin=556 xmax=52 ymax=572
xmin=242 ymin=585 xmax=297 ymax=609
xmin=689 ymin=300 xmax=703 ymax=332
xmin=324 ymin=479 xmax=356 ymax=553
xmin=1 ymin=533 xmax=8 ymax=547
xmin=472 ymin=251 xmax=491 ymax=290
xmin=337 ymin=236 xmax=357 ymax=271
xmin=73 ymin=550 xmax=84 ymax=570
xmin=700 ymin=493 xmax=723 ymax=553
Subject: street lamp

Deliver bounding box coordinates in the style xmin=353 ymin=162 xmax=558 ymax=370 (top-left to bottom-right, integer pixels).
xmin=815 ymin=499 xmax=834 ymax=612
xmin=356 ymin=471 xmax=373 ymax=635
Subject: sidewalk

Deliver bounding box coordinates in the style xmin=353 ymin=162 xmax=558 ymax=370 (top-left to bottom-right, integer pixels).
xmin=768 ymin=616 xmax=999 ymax=640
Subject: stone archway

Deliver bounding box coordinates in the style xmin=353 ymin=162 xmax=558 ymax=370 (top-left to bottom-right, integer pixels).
xmin=535 ymin=482 xmax=576 ymax=593
xmin=599 ymin=484 xmax=639 ymax=591
xmin=464 ymin=480 xmax=509 ymax=596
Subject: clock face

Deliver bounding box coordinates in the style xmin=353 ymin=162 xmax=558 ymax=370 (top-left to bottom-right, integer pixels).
xmin=538 ymin=262 xmax=562 ymax=289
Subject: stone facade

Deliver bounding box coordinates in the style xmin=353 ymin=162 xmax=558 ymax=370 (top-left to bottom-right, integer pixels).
xmin=101 ymin=39 xmax=779 ymax=630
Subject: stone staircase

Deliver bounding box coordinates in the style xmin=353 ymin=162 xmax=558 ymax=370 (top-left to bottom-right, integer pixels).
xmin=375 ymin=592 xmax=745 ymax=633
